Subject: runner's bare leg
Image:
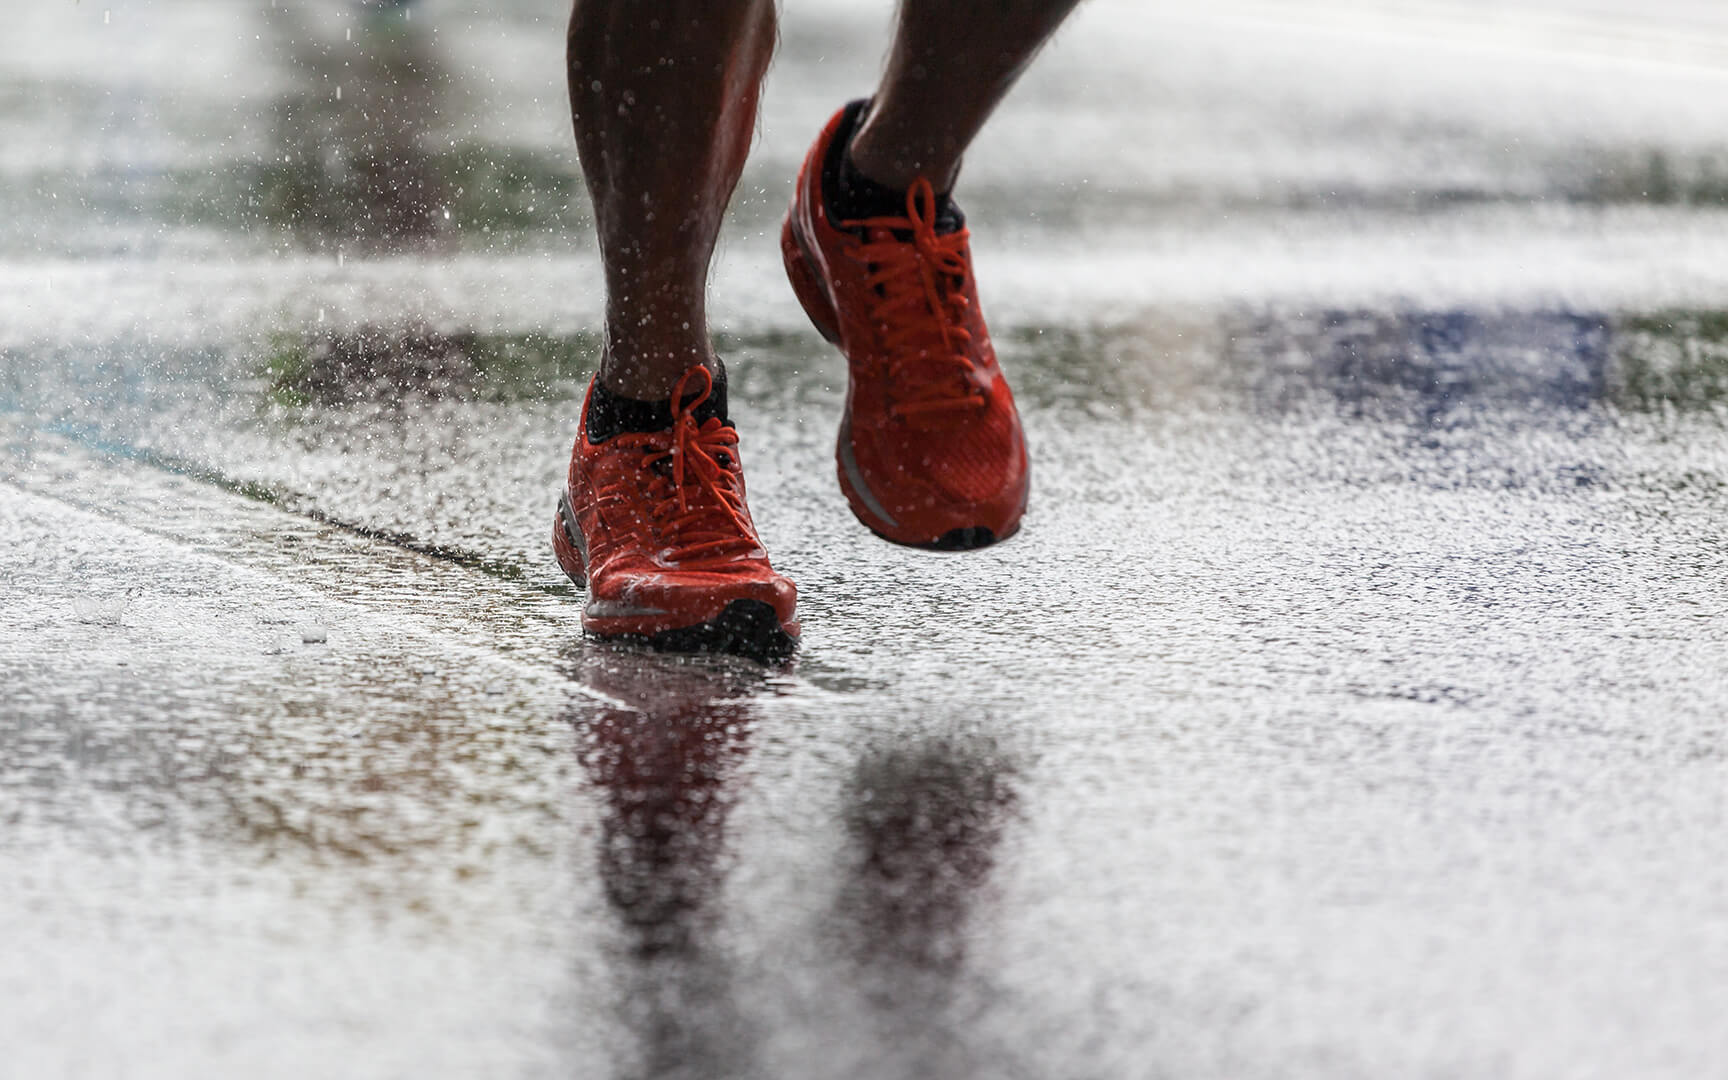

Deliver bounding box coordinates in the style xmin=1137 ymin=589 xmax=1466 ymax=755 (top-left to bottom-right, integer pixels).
xmin=567 ymin=0 xmax=776 ymax=400
xmin=849 ymin=0 xmax=1083 ymax=193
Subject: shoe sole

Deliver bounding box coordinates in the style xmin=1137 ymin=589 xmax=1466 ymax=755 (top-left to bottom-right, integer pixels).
xmin=866 ymin=519 xmax=1022 ymax=551
xmin=632 ymin=598 xmax=795 ymax=660
xmin=553 ymin=493 xmax=797 ymax=660
xmin=552 ymin=491 xmax=589 ymax=587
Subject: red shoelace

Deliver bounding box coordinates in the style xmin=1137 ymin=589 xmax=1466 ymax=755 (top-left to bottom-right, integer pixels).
xmin=594 ymin=365 xmax=759 ymax=566
xmin=849 ymin=178 xmax=990 ymax=419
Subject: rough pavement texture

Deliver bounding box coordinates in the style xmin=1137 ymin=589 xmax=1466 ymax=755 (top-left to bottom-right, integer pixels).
xmin=4 ymin=2 xmax=1728 ymax=1077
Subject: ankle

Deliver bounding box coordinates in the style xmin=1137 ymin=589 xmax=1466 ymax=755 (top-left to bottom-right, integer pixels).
xmin=845 ymin=107 xmax=961 ymax=195
xmin=597 ymin=334 xmax=716 ymax=401
xmin=825 ymin=100 xmax=964 ymax=230
xmin=834 ymin=146 xmax=919 ymax=221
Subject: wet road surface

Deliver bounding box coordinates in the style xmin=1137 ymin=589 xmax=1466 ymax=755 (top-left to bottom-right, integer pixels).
xmin=5 ymin=1 xmax=1728 ymax=1077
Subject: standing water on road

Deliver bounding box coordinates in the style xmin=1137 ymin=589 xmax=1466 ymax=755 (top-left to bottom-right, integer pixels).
xmin=4 ymin=1 xmax=1728 ymax=1077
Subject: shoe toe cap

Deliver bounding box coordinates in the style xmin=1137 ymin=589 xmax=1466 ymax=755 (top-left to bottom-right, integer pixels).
xmin=849 ymin=415 xmax=1029 ymax=544
xmin=604 ymin=564 xmax=797 ymax=626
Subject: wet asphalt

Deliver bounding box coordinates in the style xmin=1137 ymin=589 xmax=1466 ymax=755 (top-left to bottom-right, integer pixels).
xmin=5 ymin=1 xmax=1728 ymax=1077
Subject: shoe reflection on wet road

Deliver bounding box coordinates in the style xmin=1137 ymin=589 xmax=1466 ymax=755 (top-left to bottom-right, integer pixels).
xmin=573 ymin=653 xmax=761 ymax=1079
xmin=570 ymin=648 xmax=1019 ymax=1079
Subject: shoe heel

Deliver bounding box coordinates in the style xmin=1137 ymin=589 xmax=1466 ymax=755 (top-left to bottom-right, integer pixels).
xmin=781 ymin=216 xmax=842 ymax=345
xmin=551 ymin=497 xmax=587 ymax=588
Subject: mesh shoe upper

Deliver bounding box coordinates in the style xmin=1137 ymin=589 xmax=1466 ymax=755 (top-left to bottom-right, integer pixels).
xmin=783 ymin=103 xmax=1030 ymax=546
xmin=557 ymin=365 xmax=798 ymax=638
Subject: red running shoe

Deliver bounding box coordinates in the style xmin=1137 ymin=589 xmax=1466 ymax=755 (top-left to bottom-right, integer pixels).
xmin=782 ymin=101 xmax=1029 ymax=549
xmin=553 ymin=365 xmax=799 ymax=656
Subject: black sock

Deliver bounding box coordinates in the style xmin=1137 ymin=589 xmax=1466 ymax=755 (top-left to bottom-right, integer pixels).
xmin=835 ymin=150 xmax=918 ymax=221
xmin=823 ymin=98 xmax=965 ymax=234
xmin=585 ymin=360 xmax=729 ymax=443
